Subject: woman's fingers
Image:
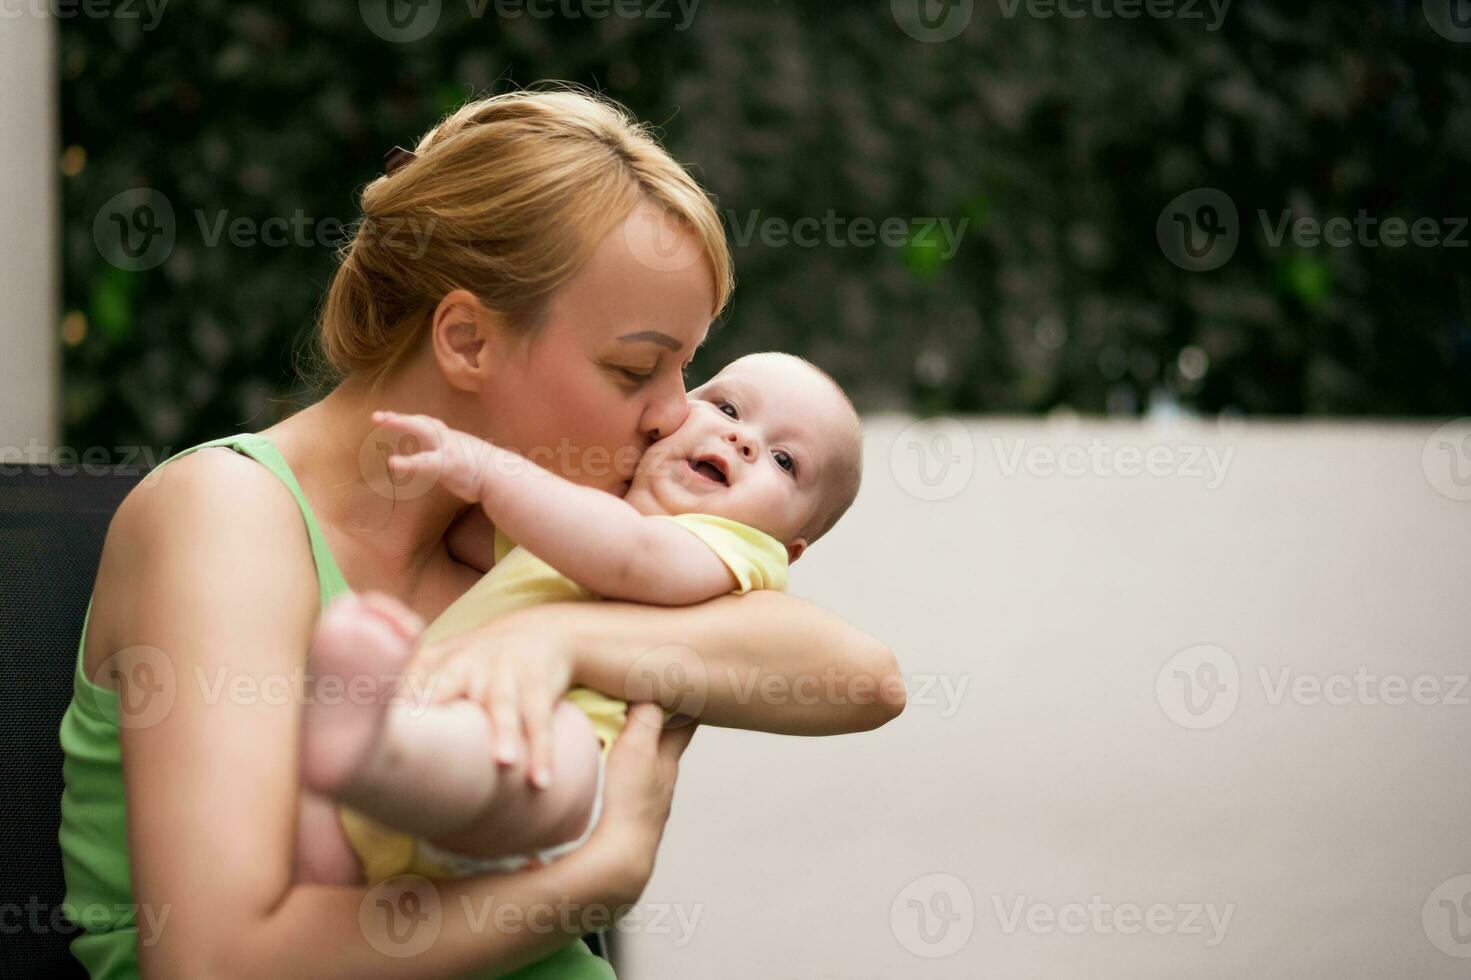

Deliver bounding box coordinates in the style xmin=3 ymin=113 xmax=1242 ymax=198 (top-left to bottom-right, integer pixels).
xmin=488 ymin=668 xmax=522 ymax=767
xmin=610 ymin=703 xmax=664 ymax=763
xmin=524 ymin=692 xmax=554 ymax=789
xmin=656 ymin=713 xmax=699 ymax=765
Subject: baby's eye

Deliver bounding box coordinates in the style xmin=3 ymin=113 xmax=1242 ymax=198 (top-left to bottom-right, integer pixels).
xmin=773 ymin=449 xmax=795 ymax=473
xmin=718 ymin=401 xmax=739 ymax=419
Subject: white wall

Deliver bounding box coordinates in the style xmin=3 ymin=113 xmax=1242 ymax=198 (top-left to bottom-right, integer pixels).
xmin=615 ymin=416 xmax=1471 ymax=979
xmin=0 ymin=11 xmax=58 ymax=454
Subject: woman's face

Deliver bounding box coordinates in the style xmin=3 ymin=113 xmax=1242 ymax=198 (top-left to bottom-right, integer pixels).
xmin=480 ymin=201 xmax=716 ymax=495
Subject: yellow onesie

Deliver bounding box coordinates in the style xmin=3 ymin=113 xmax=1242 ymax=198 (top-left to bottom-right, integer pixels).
xmin=338 ymin=512 xmax=789 ymax=884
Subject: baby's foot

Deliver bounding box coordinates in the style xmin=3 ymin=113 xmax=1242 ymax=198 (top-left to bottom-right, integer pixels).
xmin=301 ymin=593 xmax=423 ymax=798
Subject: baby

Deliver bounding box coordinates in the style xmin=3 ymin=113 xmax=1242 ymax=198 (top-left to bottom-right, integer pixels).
xmin=296 ymin=352 xmax=863 ymax=884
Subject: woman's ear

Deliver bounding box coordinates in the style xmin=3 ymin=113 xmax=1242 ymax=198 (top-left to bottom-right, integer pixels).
xmin=786 ymin=538 xmax=807 ymax=564
xmin=430 ymin=288 xmax=504 ymax=394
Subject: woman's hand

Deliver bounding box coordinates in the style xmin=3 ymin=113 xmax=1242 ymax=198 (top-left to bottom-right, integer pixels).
xmin=581 ymin=702 xmax=699 ymax=905
xmin=407 ymin=609 xmax=576 ymax=789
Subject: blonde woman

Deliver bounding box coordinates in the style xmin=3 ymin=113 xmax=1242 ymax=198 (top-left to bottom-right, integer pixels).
xmin=58 ymin=87 xmax=904 ymax=979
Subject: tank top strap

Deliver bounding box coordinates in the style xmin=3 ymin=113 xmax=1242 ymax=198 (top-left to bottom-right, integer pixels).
xmin=161 ymin=432 xmax=352 ymax=607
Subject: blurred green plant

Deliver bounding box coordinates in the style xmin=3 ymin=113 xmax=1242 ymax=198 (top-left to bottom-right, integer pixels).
xmin=60 ymin=0 xmax=1471 ymax=452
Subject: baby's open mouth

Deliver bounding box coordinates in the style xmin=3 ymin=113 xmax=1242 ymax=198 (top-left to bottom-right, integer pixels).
xmin=688 ymin=457 xmax=728 ymax=485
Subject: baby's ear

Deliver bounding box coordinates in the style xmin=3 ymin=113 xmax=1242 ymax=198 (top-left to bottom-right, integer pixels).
xmin=786 ymin=538 xmax=807 ymax=564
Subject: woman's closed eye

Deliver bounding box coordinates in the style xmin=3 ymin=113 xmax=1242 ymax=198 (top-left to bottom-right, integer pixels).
xmin=610 ymin=363 xmax=657 ymax=384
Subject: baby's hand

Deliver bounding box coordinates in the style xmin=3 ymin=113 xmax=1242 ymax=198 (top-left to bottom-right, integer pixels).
xmin=371 ymin=410 xmax=494 ymax=504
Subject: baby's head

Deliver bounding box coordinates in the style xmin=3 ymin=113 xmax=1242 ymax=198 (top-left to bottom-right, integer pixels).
xmin=625 ymin=352 xmax=863 ymax=563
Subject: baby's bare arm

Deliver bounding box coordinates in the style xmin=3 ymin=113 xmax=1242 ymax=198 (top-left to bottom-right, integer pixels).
xmin=375 ymin=411 xmax=734 ymax=603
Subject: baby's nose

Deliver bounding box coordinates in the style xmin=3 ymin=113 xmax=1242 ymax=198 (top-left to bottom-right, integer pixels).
xmin=724 ymin=430 xmax=754 ymax=458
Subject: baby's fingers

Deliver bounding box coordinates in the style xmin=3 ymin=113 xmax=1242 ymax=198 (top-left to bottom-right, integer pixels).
xmin=386 ymin=451 xmax=442 ymax=480
xmin=373 ymin=410 xmax=443 ymax=447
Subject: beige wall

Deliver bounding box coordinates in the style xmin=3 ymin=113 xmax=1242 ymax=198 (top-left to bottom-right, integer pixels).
xmin=0 ymin=11 xmax=58 ymax=454
xmin=615 ymin=416 xmax=1471 ymax=978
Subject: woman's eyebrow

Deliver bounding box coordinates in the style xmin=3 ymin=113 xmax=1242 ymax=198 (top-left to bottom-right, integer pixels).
xmin=617 ymin=330 xmax=683 ymax=351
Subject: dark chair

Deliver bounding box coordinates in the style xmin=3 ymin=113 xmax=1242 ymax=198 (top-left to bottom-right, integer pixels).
xmin=0 ymin=466 xmax=139 ymax=980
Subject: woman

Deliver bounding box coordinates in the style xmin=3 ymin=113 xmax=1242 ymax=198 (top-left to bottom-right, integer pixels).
xmin=59 ymin=88 xmax=904 ymax=979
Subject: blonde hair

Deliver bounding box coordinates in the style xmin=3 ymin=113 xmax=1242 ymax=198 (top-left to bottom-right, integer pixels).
xmin=317 ymin=85 xmax=733 ymax=383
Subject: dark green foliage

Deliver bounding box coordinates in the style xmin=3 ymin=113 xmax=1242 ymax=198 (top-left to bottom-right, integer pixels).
xmin=61 ymin=0 xmax=1471 ymax=452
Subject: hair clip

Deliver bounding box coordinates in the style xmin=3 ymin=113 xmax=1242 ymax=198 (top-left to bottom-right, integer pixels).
xmin=383 ymin=145 xmax=417 ymax=175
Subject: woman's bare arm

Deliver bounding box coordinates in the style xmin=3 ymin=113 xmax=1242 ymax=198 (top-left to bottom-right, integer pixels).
xmin=563 ymin=590 xmax=907 ymax=735
xmin=98 ymin=453 xmax=666 ymax=980
xmin=416 ymin=587 xmax=906 ymax=746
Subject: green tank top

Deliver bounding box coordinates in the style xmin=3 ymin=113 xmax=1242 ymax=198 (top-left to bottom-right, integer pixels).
xmin=57 ymin=433 xmax=612 ymax=980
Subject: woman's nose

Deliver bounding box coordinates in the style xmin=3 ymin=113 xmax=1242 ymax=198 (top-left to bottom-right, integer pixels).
xmin=641 ymin=384 xmax=689 ymax=442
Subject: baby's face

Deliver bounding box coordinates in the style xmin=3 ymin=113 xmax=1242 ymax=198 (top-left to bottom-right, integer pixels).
xmin=624 ymin=353 xmax=858 ymax=558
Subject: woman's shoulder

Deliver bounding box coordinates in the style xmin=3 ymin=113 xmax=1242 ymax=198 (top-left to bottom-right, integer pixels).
xmin=86 ymin=447 xmax=320 ymax=676
xmin=109 ymin=446 xmax=304 ymax=552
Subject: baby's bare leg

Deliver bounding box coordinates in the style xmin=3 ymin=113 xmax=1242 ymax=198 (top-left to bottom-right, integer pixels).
xmin=301 ymin=596 xmax=603 ymax=861
xmin=328 ymin=698 xmax=602 ymax=858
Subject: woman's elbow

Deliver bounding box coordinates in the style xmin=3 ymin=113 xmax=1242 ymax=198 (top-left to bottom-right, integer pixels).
xmin=854 ymin=639 xmax=906 ymax=730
